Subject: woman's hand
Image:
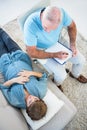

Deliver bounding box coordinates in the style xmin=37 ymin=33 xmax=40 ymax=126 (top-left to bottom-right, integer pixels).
xmin=18 ymin=70 xmax=42 ymax=78
xmin=13 ymin=76 xmax=29 ymax=84
xmin=18 ymin=70 xmax=33 ymax=78
xmin=3 ymin=76 xmax=29 ymax=87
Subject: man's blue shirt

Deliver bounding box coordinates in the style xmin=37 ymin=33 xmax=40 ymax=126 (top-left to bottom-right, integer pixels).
xmin=24 ymin=8 xmax=72 ymax=49
xmin=0 ymin=50 xmax=47 ymax=108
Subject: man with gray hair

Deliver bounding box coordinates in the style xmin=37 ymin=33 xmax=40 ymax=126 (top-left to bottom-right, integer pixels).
xmin=24 ymin=6 xmax=87 ymax=91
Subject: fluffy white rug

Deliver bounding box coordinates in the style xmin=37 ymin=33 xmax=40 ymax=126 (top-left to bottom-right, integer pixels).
xmin=3 ymin=19 xmax=87 ymax=130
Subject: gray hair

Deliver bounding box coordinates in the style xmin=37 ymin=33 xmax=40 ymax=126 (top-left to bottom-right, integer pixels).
xmin=43 ymin=6 xmax=61 ymax=24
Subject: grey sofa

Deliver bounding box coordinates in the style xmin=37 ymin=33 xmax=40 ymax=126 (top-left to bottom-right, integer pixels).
xmin=0 ymin=61 xmax=77 ymax=130
xmin=0 ymin=73 xmax=77 ymax=130
xmin=0 ymin=0 xmax=77 ymax=130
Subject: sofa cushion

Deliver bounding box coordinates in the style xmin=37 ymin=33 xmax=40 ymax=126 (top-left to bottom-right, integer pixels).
xmin=0 ymin=91 xmax=8 ymax=107
xmin=0 ymin=106 xmax=29 ymax=130
xmin=21 ymin=89 xmax=64 ymax=130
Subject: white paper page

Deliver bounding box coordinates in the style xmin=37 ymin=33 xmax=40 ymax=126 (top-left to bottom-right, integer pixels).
xmin=45 ymin=42 xmax=72 ymax=64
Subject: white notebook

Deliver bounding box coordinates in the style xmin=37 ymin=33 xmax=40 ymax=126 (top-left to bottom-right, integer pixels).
xmin=45 ymin=42 xmax=72 ymax=64
xmin=38 ymin=42 xmax=72 ymax=65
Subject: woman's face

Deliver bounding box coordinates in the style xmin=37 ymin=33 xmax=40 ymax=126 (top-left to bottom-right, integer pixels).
xmin=26 ymin=95 xmax=39 ymax=107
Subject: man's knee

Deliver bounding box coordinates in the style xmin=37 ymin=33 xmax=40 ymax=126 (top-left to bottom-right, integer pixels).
xmin=54 ymin=71 xmax=67 ymax=85
xmin=71 ymin=51 xmax=86 ymax=65
xmin=81 ymin=55 xmax=86 ymax=65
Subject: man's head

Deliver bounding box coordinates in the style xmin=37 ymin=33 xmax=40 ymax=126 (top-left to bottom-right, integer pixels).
xmin=26 ymin=95 xmax=47 ymax=120
xmin=41 ymin=6 xmax=61 ymax=32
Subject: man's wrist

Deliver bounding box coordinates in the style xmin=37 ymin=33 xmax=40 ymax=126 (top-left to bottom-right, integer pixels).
xmin=70 ymin=42 xmax=77 ymax=48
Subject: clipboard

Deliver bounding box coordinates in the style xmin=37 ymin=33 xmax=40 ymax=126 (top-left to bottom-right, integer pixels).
xmin=45 ymin=42 xmax=72 ymax=65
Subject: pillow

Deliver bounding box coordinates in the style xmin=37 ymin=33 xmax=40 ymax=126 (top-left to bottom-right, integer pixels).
xmin=21 ymin=89 xmax=64 ymax=130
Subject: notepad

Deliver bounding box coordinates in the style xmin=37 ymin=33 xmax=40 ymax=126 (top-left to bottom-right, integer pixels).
xmin=45 ymin=42 xmax=72 ymax=65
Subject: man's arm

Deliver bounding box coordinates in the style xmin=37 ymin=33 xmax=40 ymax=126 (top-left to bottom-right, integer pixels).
xmin=67 ymin=20 xmax=77 ymax=56
xmin=26 ymin=45 xmax=69 ymax=59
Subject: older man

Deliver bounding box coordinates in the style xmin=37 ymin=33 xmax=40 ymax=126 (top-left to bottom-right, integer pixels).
xmin=24 ymin=6 xmax=87 ymax=90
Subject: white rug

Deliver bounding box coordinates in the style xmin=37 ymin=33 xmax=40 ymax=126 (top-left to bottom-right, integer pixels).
xmin=3 ymin=19 xmax=87 ymax=130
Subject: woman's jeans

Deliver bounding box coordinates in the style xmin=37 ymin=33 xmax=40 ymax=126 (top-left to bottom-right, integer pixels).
xmin=0 ymin=28 xmax=21 ymax=57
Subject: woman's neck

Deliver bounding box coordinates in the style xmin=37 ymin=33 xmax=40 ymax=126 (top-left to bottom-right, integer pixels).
xmin=24 ymin=88 xmax=30 ymax=102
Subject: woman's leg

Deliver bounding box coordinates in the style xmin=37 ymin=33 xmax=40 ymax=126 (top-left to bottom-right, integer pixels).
xmin=0 ymin=29 xmax=8 ymax=56
xmin=0 ymin=28 xmax=21 ymax=55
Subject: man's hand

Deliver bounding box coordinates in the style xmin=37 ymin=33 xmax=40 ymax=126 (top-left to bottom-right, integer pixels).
xmin=56 ymin=51 xmax=69 ymax=59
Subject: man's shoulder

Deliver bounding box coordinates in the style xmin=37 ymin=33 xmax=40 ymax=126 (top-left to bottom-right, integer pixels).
xmin=27 ymin=9 xmax=41 ymax=22
xmin=60 ymin=8 xmax=72 ymax=26
xmin=24 ymin=9 xmax=42 ymax=32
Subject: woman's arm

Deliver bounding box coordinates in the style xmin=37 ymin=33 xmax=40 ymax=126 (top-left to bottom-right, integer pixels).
xmin=3 ymin=76 xmax=29 ymax=87
xmin=3 ymin=71 xmax=43 ymax=87
xmin=18 ymin=70 xmax=43 ymax=78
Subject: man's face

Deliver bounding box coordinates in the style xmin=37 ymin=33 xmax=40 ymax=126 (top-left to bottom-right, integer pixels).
xmin=42 ymin=18 xmax=59 ymax=32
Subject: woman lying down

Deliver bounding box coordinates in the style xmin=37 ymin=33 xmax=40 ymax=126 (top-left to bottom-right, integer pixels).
xmin=0 ymin=28 xmax=47 ymax=120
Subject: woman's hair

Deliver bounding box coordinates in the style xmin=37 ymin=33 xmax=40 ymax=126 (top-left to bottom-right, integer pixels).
xmin=26 ymin=99 xmax=47 ymax=120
